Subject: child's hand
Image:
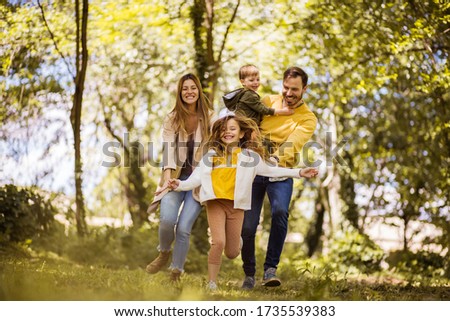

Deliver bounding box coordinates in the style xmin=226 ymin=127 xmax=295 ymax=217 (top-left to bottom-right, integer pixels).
xmin=275 ymin=107 xmax=294 ymax=116
xmin=300 ymin=168 xmax=319 ymax=178
xmin=167 ymin=178 xmax=180 ymax=190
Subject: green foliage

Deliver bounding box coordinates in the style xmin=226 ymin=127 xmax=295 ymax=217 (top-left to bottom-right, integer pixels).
xmin=55 ymin=225 xmax=158 ymax=269
xmin=386 ymin=250 xmax=446 ymax=279
xmin=0 ymin=185 xmax=56 ymax=242
xmin=307 ymin=229 xmax=386 ymax=275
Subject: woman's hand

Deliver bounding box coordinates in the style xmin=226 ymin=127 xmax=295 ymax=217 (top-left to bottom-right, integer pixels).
xmin=155 ymin=181 xmax=169 ymax=196
xmin=300 ymin=167 xmax=319 ymax=178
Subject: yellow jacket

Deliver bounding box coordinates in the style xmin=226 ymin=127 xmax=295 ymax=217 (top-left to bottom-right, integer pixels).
xmin=260 ymin=95 xmax=317 ymax=168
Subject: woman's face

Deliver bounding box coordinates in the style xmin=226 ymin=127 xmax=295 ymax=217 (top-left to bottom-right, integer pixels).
xmin=181 ymin=79 xmax=199 ymax=106
xmin=220 ymin=118 xmax=244 ymax=145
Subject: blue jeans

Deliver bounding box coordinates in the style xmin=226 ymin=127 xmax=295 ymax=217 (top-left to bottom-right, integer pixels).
xmin=158 ymin=178 xmax=202 ymax=271
xmin=241 ymin=175 xmax=293 ymax=276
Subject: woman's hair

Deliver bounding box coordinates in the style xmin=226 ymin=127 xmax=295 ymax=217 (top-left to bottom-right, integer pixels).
xmin=205 ymin=114 xmax=268 ymax=159
xmin=171 ymin=73 xmax=212 ymax=139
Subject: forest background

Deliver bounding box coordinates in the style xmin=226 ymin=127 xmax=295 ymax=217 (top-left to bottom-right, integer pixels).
xmin=0 ymin=0 xmax=449 ymax=300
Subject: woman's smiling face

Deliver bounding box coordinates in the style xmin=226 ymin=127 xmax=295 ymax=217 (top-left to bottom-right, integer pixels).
xmin=181 ymin=79 xmax=199 ymax=106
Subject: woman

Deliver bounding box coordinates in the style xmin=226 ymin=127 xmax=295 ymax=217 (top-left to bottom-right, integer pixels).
xmin=146 ymin=73 xmax=213 ymax=281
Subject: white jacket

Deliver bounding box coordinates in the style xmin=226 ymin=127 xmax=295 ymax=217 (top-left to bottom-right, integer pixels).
xmin=175 ymin=149 xmax=302 ymax=210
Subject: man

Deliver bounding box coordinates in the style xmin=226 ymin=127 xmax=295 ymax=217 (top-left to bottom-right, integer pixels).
xmin=241 ymin=66 xmax=318 ymax=289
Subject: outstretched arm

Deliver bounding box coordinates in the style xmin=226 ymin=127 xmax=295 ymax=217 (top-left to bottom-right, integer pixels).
xmin=299 ymin=167 xmax=319 ymax=178
xmin=175 ymin=168 xmax=201 ymax=191
xmin=252 ymin=152 xmax=318 ymax=179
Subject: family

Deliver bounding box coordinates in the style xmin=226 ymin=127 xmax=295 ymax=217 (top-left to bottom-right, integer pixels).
xmin=146 ymin=65 xmax=318 ymax=291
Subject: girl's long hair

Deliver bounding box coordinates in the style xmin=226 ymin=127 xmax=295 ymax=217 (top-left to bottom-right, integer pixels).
xmin=170 ymin=73 xmax=212 ymax=139
xmin=205 ymin=114 xmax=269 ymax=159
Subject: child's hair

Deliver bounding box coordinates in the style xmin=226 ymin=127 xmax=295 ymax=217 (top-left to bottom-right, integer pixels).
xmin=238 ymin=64 xmax=259 ymax=80
xmin=206 ymin=114 xmax=268 ymax=159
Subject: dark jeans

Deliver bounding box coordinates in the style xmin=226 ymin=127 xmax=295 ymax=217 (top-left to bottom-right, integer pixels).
xmin=241 ymin=175 xmax=293 ymax=276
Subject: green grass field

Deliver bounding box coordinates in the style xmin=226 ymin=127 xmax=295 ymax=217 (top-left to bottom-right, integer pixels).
xmin=1 ymin=243 xmax=449 ymax=301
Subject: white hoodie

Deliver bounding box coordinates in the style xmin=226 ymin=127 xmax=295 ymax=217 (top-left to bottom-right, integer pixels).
xmin=175 ymin=149 xmax=303 ymax=210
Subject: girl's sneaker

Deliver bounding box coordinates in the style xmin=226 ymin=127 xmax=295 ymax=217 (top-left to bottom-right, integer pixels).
xmin=207 ymin=281 xmax=218 ymax=291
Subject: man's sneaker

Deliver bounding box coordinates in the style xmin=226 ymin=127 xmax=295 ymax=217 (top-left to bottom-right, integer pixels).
xmin=241 ymin=276 xmax=255 ymax=290
xmin=262 ymin=267 xmax=281 ymax=287
xmin=207 ymin=281 xmax=218 ymax=291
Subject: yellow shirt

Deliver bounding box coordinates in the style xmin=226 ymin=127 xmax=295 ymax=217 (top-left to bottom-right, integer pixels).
xmin=260 ymin=95 xmax=317 ymax=168
xmin=211 ymin=148 xmax=241 ymax=200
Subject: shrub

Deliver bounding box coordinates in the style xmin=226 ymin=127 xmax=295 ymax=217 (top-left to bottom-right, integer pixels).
xmin=386 ymin=250 xmax=446 ymax=278
xmin=64 ymin=225 xmax=158 ymax=269
xmin=324 ymin=229 xmax=385 ymax=274
xmin=0 ymin=184 xmax=56 ymax=242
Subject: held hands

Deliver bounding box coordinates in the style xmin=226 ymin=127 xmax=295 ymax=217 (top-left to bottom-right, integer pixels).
xmin=155 ymin=169 xmax=173 ymax=195
xmin=167 ymin=178 xmax=180 ymax=190
xmin=154 ymin=178 xmax=180 ymax=196
xmin=299 ymin=167 xmax=319 ymax=178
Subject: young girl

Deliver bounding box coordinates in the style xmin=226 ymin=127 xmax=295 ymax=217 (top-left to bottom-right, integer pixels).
xmin=167 ymin=114 xmax=318 ymax=290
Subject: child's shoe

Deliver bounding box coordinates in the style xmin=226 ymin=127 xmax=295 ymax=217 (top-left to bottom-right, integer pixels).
xmin=207 ymin=281 xmax=218 ymax=291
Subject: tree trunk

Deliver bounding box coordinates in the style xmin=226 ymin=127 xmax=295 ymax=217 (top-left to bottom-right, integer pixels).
xmin=306 ymin=188 xmax=326 ymax=257
xmin=190 ymin=0 xmax=240 ymax=103
xmin=70 ymin=0 xmax=88 ymax=236
xmin=339 ymin=150 xmax=360 ymax=231
xmin=123 ymin=142 xmax=149 ymax=228
xmin=191 ymin=0 xmax=208 ymax=89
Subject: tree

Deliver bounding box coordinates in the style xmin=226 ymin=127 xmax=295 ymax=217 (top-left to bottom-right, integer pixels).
xmin=189 ymin=0 xmax=241 ymax=102
xmin=298 ymin=0 xmax=449 ymax=256
xmin=38 ymin=0 xmax=89 ymax=235
xmin=71 ymin=0 xmax=89 ymax=236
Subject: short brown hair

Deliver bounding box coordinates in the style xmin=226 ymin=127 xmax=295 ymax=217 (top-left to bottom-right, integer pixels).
xmin=283 ymin=66 xmax=308 ymax=87
xmin=239 ymin=64 xmax=259 ymax=80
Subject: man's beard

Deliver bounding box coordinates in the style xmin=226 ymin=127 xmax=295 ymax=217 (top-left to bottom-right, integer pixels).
xmin=284 ymin=93 xmax=303 ymax=107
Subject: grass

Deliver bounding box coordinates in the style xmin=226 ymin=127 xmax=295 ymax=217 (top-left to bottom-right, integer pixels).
xmin=1 ymin=243 xmax=449 ymax=301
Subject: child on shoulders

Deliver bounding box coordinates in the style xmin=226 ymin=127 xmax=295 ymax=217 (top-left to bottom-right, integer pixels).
xmin=222 ymin=64 xmax=293 ymax=126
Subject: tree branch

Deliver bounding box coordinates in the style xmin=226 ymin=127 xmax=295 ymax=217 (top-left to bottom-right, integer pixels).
xmin=217 ymin=0 xmax=240 ymax=64
xmin=37 ymin=0 xmax=75 ymax=79
xmin=97 ymin=86 xmax=125 ymax=148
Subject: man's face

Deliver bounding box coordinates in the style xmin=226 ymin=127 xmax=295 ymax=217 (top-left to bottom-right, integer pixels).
xmin=282 ymin=76 xmax=307 ymax=107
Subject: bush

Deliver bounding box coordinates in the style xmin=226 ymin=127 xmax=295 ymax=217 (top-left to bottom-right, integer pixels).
xmin=324 ymin=229 xmax=385 ymax=274
xmin=63 ymin=225 xmax=159 ymax=269
xmin=0 ymin=184 xmax=56 ymax=242
xmin=386 ymin=250 xmax=446 ymax=278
